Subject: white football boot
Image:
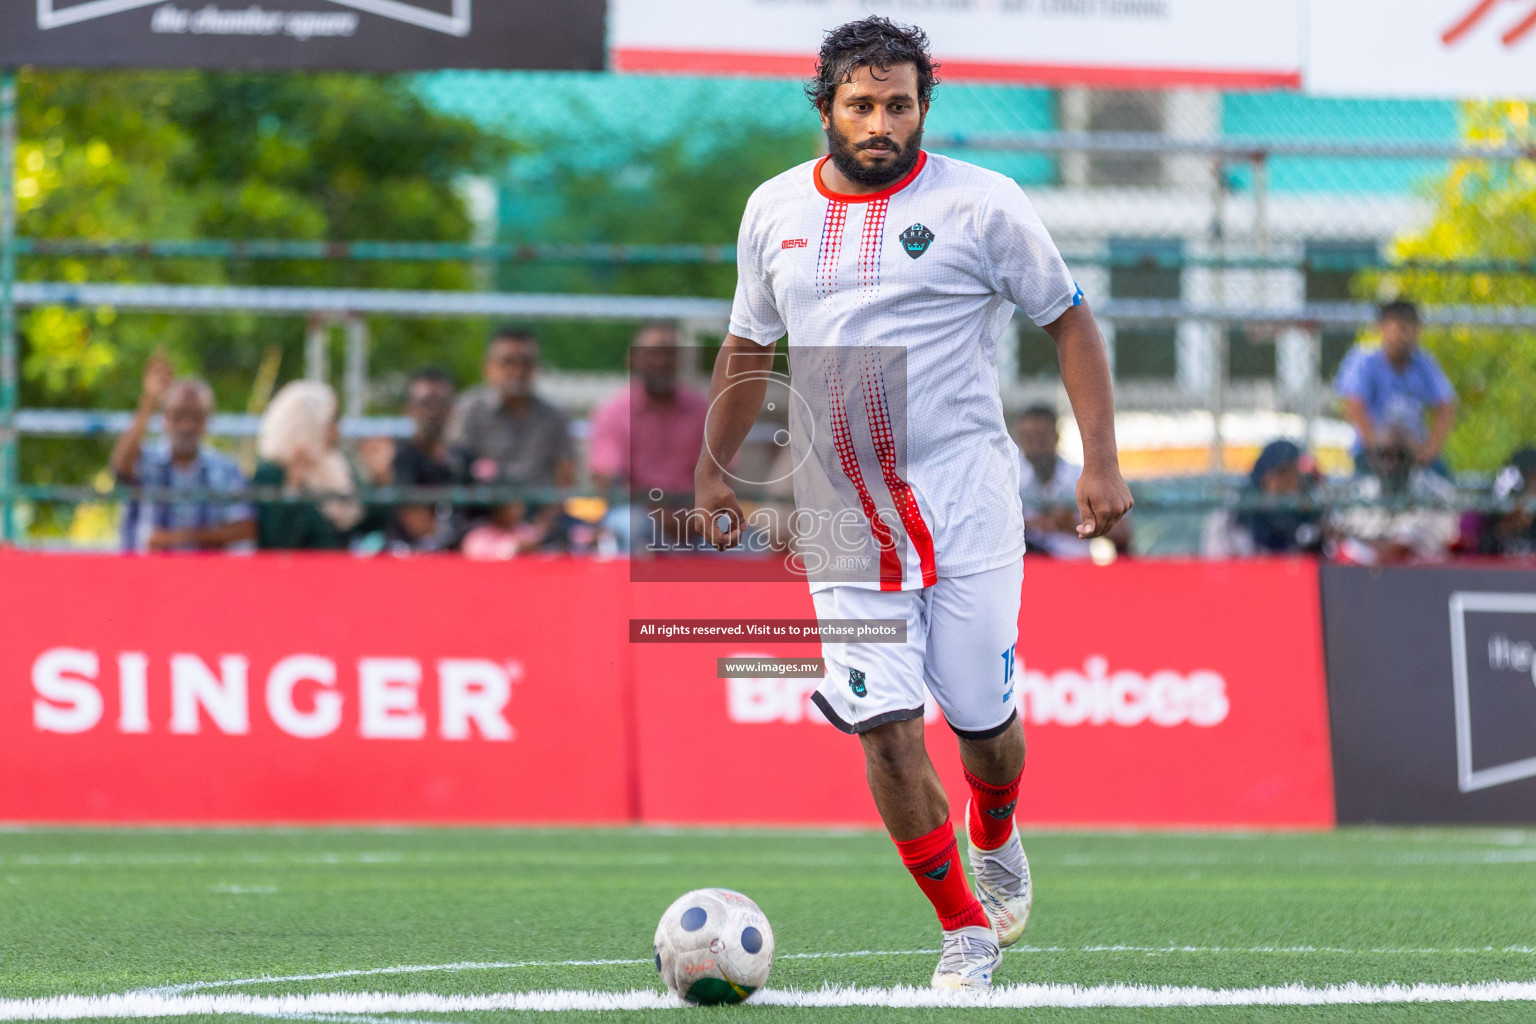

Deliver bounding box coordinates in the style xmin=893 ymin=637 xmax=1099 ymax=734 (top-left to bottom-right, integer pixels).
xmin=965 ymin=800 xmax=1033 ymax=947
xmin=930 ymin=924 xmax=1002 ymax=990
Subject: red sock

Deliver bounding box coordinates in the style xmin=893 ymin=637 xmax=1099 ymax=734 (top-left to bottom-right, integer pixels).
xmin=892 ymin=820 xmax=989 ymax=932
xmin=965 ymin=766 xmax=1023 ymax=851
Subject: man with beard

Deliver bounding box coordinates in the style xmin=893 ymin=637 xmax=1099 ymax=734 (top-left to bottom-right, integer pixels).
xmin=693 ymin=16 xmax=1131 ymax=989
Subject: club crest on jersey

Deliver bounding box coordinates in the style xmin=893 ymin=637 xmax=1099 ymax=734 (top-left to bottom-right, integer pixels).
xmin=849 ymin=667 xmax=867 ymax=698
xmin=899 ymin=223 xmax=935 ymax=259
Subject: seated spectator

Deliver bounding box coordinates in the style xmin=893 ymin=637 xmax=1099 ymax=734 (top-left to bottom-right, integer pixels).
xmin=1330 ymin=427 xmax=1460 ymax=565
xmin=385 ymin=367 xmax=463 ymax=552
xmin=447 ymin=327 xmax=575 ymax=551
xmin=588 ymin=322 xmax=708 ymax=552
xmin=1469 ymin=447 xmax=1536 ymax=557
xmin=1202 ymin=440 xmax=1323 ymax=558
xmin=1336 ymin=301 xmax=1457 ymax=475
xmin=109 ymin=351 xmax=254 ymax=553
xmin=448 ymin=326 xmax=575 ymax=489
xmin=1016 ymin=404 xmax=1131 ymax=558
xmin=460 ymin=500 xmax=547 ymax=561
xmin=252 ymin=381 xmax=388 ymax=551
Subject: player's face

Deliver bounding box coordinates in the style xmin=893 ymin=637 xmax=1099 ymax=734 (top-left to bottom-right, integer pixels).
xmin=821 ymin=63 xmax=926 ymax=188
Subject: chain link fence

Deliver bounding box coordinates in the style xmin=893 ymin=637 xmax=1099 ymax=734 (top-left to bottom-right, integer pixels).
xmin=4 ymin=73 xmax=1533 ymax=554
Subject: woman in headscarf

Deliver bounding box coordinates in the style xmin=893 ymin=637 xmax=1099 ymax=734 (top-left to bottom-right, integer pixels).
xmin=1202 ymin=439 xmax=1324 ymax=558
xmin=252 ymin=381 xmax=386 ymax=550
xmin=1237 ymin=440 xmax=1325 ymax=554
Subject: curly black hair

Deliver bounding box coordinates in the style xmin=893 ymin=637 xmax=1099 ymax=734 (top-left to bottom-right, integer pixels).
xmin=806 ymin=16 xmax=939 ymax=111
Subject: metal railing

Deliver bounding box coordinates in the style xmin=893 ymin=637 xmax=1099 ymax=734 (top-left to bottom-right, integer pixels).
xmin=5 ymin=125 xmax=1535 ymax=544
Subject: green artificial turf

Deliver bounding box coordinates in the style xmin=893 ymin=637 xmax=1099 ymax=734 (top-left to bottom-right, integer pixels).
xmin=0 ymin=827 xmax=1534 ymax=1022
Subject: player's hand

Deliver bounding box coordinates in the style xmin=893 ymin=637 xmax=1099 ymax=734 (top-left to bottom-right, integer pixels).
xmin=694 ymin=470 xmax=745 ymax=550
xmin=1076 ymin=462 xmax=1133 ymax=539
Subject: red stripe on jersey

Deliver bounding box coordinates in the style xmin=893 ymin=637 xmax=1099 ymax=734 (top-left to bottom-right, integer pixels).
xmin=816 ymin=201 xmax=847 ymax=300
xmin=827 ymin=369 xmax=904 ymax=590
xmin=813 ymin=151 xmax=928 ymax=203
xmin=857 ymin=199 xmax=888 ymax=304
xmin=862 ymin=356 xmax=938 ymax=588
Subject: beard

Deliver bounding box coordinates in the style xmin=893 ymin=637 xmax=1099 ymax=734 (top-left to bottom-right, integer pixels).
xmin=824 ymin=119 xmax=924 ymax=188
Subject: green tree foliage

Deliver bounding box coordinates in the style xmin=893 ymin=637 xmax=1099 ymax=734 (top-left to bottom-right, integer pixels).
xmin=14 ymin=69 xmax=512 ymax=441
xmin=496 ymin=116 xmax=819 ymax=370
xmin=1363 ymin=101 xmax=1536 ymax=472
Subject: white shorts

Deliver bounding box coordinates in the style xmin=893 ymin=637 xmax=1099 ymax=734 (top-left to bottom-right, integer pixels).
xmin=811 ymin=558 xmax=1023 ymax=738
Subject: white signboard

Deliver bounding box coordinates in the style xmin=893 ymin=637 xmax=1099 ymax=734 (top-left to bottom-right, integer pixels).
xmin=1309 ymin=1 xmax=1536 ymax=98
xmin=611 ymin=0 xmax=1301 ymax=89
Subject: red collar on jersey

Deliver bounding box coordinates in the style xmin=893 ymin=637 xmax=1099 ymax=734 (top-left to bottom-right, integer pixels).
xmin=813 ymin=150 xmax=928 ymax=203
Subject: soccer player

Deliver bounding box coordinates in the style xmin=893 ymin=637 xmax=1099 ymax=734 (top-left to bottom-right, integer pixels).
xmin=693 ymin=17 xmax=1132 ymax=988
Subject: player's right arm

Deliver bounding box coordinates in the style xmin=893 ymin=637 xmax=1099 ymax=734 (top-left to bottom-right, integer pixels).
xmin=695 ymin=335 xmax=775 ymax=550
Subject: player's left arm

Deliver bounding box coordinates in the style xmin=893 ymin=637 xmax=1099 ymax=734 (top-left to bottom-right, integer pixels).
xmin=1042 ymin=303 xmax=1134 ymax=539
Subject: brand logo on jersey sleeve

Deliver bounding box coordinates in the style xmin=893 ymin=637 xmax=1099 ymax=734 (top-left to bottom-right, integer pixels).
xmin=899 ymin=223 xmax=935 ymax=259
xmin=782 ymin=238 xmax=808 ymax=249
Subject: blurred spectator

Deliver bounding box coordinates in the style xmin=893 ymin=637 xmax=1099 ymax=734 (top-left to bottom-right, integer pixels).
xmin=386 ymin=367 xmax=463 ymax=552
xmin=588 ymin=323 xmax=707 ymax=552
xmin=252 ymin=381 xmax=388 ymax=551
xmin=1468 ymin=447 xmax=1536 ymax=557
xmin=1202 ymin=440 xmax=1323 ymax=558
xmin=110 ymin=352 xmax=254 ymax=553
xmin=589 ymin=323 xmax=706 ymax=498
xmin=447 ymin=326 xmax=575 ymax=489
xmin=446 ymin=327 xmax=575 ymax=553
xmin=1330 ymin=427 xmax=1460 ymax=565
xmin=1016 ymin=405 xmax=1131 ymax=558
xmin=1336 ymin=301 xmax=1457 ymax=474
xmin=460 ymin=501 xmax=547 ymax=560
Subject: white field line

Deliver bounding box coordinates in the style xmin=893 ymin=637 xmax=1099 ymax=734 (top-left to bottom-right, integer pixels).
xmin=4 ymin=980 xmax=1536 ymax=1018
xmin=135 ymin=944 xmax=1536 ymax=995
xmin=1056 ymin=850 xmax=1536 ymax=866
xmin=141 ymin=952 xmax=947 ymax=995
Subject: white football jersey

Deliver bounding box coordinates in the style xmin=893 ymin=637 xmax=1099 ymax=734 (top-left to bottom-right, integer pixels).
xmin=730 ymin=151 xmax=1080 ymax=591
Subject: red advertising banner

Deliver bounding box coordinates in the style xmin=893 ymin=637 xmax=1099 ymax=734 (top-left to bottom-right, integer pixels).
xmin=634 ymin=560 xmax=1335 ymax=828
xmin=0 ymin=554 xmax=1333 ymax=827
xmin=0 ymin=553 xmax=631 ymax=823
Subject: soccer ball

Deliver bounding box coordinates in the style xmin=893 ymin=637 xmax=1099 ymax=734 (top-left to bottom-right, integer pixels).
xmin=653 ymin=888 xmax=775 ymax=1004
